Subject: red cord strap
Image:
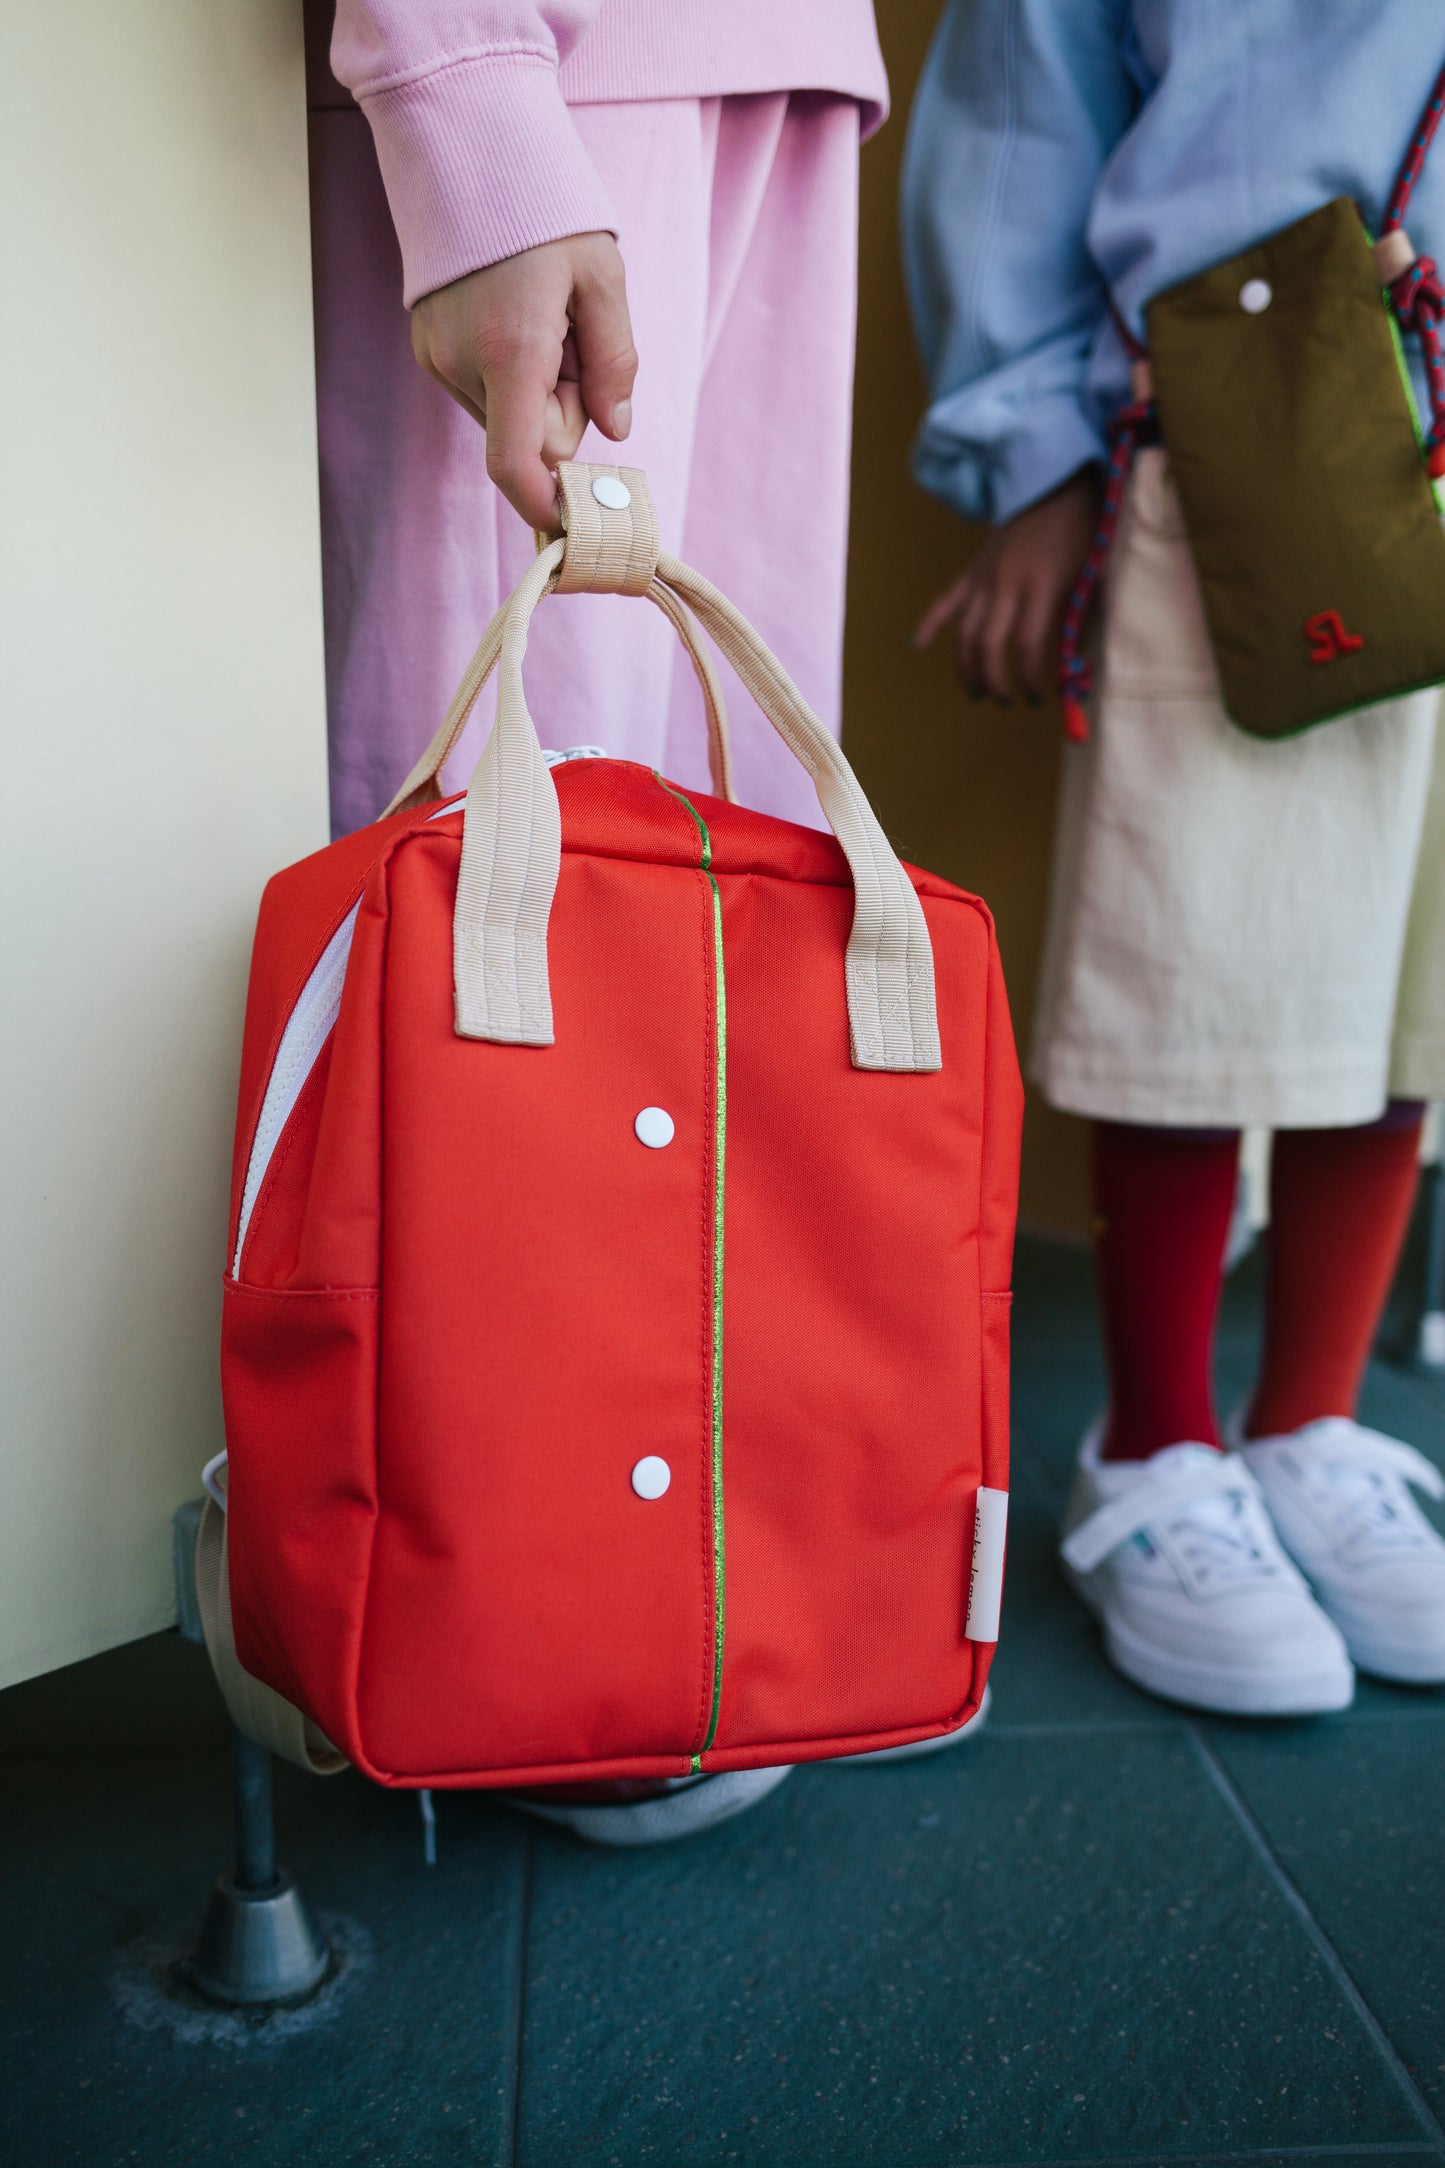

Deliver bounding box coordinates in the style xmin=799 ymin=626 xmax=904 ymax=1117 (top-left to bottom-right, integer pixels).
xmin=1386 ymin=62 xmax=1445 ymax=230
xmin=1057 ymin=398 xmax=1157 ymax=744
xmin=1388 ymin=256 xmax=1445 ymax=476
xmin=1383 ymin=60 xmax=1445 ymax=479
xmin=1055 ymin=56 xmax=1445 ymax=740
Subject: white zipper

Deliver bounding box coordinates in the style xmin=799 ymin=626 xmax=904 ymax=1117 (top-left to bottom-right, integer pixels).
xmin=232 ymin=903 xmax=360 ymax=1274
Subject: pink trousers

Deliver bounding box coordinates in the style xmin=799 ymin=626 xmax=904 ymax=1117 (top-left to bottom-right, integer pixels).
xmin=309 ymin=91 xmax=863 ymax=836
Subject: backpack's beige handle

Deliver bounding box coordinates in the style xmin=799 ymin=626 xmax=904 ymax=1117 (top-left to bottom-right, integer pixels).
xmin=650 ymin=550 xmax=941 ymax=1073
xmin=394 ymin=462 xmax=941 ymax=1073
xmin=384 ymin=468 xmax=736 ymax=816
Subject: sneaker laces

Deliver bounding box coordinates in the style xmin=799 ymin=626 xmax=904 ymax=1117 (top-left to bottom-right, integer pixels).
xmin=1165 ymin=1482 xmax=1287 ymax=1589
xmin=1062 ymin=1450 xmax=1285 ymax=1583
xmin=1268 ymin=1421 xmax=1445 ymax=1558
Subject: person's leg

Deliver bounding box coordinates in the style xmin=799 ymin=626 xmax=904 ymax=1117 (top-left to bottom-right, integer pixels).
xmin=1245 ymin=1103 xmax=1425 ymax=1438
xmin=1090 ymin=1121 xmax=1240 ymax=1461
xmin=668 ymin=92 xmax=862 ymax=824
xmin=1058 ymin=1120 xmax=1354 ymax=1717
xmin=1237 ymin=1104 xmax=1445 ymax=1684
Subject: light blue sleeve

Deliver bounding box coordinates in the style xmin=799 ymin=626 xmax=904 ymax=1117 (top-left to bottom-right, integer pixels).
xmin=903 ymin=0 xmax=1138 ymax=526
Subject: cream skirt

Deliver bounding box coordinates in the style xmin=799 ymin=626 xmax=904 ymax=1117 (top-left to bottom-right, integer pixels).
xmin=1031 ymin=449 xmax=1445 ymax=1129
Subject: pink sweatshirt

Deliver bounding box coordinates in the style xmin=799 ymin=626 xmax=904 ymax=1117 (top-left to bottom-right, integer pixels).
xmin=331 ymin=1 xmax=887 ymax=303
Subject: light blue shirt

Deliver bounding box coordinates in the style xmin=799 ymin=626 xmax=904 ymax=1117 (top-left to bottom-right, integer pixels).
xmin=905 ymin=0 xmax=1445 ymax=525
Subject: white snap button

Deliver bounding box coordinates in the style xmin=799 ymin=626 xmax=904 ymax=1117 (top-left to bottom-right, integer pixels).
xmin=631 ymin=1455 xmax=671 ymax=1500
xmin=1239 ymin=278 xmax=1273 ymax=314
xmin=591 ymin=475 xmax=632 ymax=511
xmin=634 ymin=1106 xmax=675 ymax=1149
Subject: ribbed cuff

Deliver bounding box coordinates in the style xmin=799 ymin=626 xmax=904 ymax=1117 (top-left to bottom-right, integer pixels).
xmin=360 ymin=52 xmax=619 ymax=305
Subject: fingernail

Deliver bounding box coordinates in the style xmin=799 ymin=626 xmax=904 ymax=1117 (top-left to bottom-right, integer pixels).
xmin=612 ymin=399 xmax=632 ymax=439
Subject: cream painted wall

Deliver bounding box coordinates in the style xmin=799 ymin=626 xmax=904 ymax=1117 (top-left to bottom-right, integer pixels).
xmin=0 ymin=4 xmax=329 ymax=1684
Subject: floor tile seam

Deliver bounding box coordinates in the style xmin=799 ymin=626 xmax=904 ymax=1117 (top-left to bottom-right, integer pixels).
xmin=1187 ymin=1723 xmax=1445 ymax=2148
xmin=922 ymin=2144 xmax=1443 ymax=2168
xmin=498 ymin=1827 xmax=533 ymax=2168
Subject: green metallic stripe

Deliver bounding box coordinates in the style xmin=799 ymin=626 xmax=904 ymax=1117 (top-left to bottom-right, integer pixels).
xmin=700 ymin=861 xmax=727 ymax=1753
xmin=654 ymin=775 xmax=727 ymax=1761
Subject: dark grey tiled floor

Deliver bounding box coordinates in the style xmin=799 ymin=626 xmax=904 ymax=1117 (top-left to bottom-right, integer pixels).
xmin=2 ymin=1235 xmax=1443 ymax=2167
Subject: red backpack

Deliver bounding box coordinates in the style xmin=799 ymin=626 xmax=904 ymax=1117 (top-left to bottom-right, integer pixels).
xmin=200 ymin=463 xmax=1022 ymax=1788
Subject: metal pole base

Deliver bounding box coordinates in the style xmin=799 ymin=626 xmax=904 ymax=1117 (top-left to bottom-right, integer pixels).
xmin=188 ymin=1870 xmax=329 ymax=2006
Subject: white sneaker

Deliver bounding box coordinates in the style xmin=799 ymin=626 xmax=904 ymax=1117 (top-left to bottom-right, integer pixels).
xmin=1060 ymin=1420 xmax=1354 ymax=1716
xmin=1234 ymin=1416 xmax=1445 ymax=1685
xmin=832 ymin=1685 xmax=992 ymax=1765
xmin=505 ymin=1764 xmax=792 ymax=1846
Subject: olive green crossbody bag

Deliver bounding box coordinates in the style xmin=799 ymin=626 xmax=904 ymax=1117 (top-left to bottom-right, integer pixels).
xmin=1059 ymin=62 xmax=1445 ymax=742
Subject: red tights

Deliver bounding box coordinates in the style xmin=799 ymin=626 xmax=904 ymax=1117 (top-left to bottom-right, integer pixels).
xmin=1091 ymin=1110 xmax=1424 ymax=1462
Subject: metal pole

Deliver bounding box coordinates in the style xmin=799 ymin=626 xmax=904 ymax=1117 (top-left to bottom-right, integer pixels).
xmin=187 ymin=1725 xmax=329 ymax=2005
xmin=230 ymin=1726 xmax=278 ymax=1892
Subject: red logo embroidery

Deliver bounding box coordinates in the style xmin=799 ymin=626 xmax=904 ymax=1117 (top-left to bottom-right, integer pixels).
xmin=1304 ymin=609 xmax=1366 ymax=665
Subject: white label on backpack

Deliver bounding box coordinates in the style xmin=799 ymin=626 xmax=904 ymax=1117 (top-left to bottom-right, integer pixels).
xmin=965 ymin=1486 xmax=1009 ymax=1643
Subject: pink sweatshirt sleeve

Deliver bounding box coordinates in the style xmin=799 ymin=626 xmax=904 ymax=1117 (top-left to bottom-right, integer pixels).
xmin=331 ymin=3 xmax=618 ymax=305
